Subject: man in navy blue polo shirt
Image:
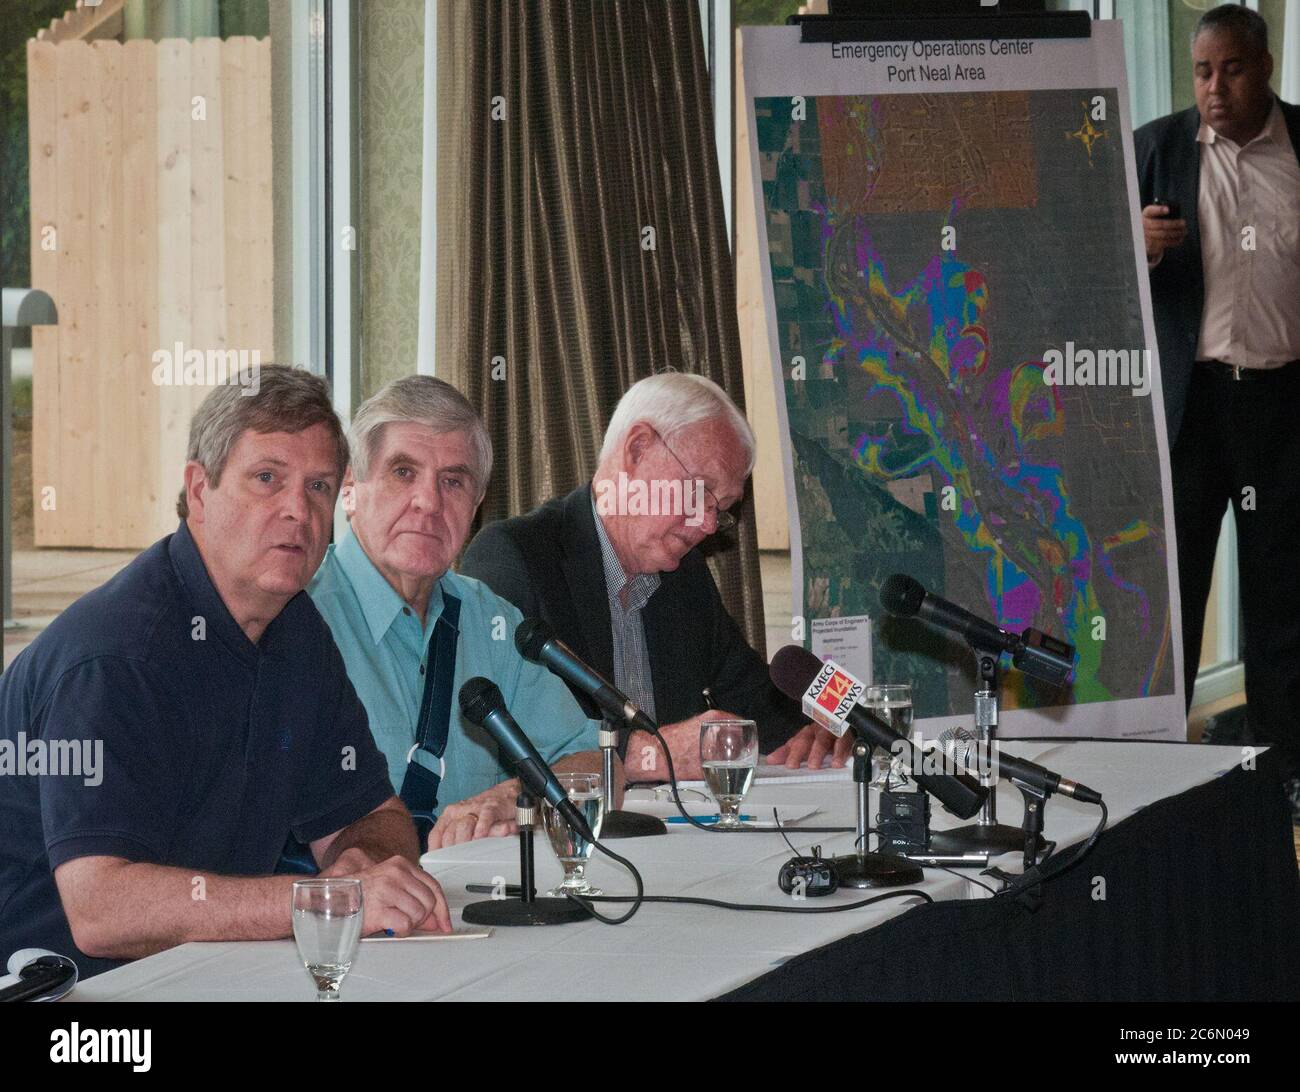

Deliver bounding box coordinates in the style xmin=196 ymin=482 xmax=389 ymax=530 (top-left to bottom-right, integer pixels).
xmin=0 ymin=366 xmax=450 ymax=979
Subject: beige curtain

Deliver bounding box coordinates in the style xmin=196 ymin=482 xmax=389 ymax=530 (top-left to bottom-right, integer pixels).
xmin=437 ymin=0 xmax=768 ymax=649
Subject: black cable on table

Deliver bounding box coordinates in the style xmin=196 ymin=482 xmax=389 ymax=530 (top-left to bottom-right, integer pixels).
xmin=580 ymin=889 xmax=933 ymax=914
xmin=562 ymin=836 xmax=645 ymax=924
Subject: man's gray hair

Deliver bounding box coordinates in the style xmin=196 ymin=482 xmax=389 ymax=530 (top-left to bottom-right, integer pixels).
xmin=1194 ymin=4 xmax=1268 ymax=54
xmin=599 ymin=372 xmax=756 ymax=473
xmin=349 ymin=375 xmax=493 ymax=497
xmin=177 ymin=364 xmax=348 ymax=518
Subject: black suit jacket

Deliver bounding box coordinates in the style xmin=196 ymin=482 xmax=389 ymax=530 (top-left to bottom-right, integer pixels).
xmin=1134 ymin=98 xmax=1300 ymax=447
xmin=460 ymin=485 xmax=805 ymax=754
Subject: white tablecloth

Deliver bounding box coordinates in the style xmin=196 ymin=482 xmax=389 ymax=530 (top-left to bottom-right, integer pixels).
xmin=71 ymin=742 xmax=1245 ymax=1001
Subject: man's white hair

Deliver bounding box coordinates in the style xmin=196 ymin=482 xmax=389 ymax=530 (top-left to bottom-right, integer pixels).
xmin=599 ymin=372 xmax=756 ymax=473
xmin=349 ymin=375 xmax=493 ymax=498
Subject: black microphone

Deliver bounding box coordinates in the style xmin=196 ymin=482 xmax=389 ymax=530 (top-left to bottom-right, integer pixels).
xmin=515 ymin=618 xmax=657 ymax=736
xmin=458 ymin=677 xmax=595 ymax=842
xmin=992 ymin=750 xmax=1103 ymax=805
xmin=943 ymin=741 xmax=1103 ymax=806
xmin=769 ymin=646 xmax=987 ymax=820
xmin=880 ymin=573 xmax=1075 ymax=686
xmin=880 ymin=573 xmax=1016 ymax=654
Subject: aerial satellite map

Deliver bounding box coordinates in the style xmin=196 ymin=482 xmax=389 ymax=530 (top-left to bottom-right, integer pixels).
xmin=754 ymin=88 xmax=1176 ymax=722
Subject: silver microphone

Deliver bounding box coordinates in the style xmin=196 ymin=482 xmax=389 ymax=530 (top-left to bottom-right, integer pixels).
xmin=936 ymin=726 xmax=978 ymax=773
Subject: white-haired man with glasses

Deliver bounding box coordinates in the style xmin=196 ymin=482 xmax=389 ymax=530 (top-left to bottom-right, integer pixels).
xmin=462 ymin=372 xmax=850 ymax=780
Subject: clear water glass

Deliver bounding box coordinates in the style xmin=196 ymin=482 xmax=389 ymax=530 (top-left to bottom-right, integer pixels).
xmin=291 ymin=878 xmax=363 ymax=1002
xmin=700 ymin=719 xmax=759 ymax=829
xmin=866 ymin=683 xmax=914 ymax=789
xmin=543 ymin=772 xmax=606 ymax=897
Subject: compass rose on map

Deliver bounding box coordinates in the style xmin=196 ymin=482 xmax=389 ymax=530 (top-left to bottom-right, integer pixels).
xmin=1066 ymin=102 xmax=1110 ymax=165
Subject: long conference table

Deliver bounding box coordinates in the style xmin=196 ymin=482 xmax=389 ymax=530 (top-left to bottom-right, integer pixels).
xmin=71 ymin=741 xmax=1300 ymax=1002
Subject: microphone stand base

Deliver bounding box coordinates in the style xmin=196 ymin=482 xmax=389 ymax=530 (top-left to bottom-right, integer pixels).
xmin=600 ymin=809 xmax=668 ymax=838
xmin=928 ymin=823 xmax=1042 ymax=856
xmin=831 ymin=851 xmax=925 ymax=888
xmin=462 ymin=897 xmax=591 ymax=927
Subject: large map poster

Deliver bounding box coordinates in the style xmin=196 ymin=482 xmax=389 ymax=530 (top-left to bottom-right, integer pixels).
xmin=741 ymin=24 xmax=1185 ymax=740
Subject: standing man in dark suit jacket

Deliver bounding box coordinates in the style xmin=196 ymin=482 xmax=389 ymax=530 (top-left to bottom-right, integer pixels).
xmin=461 ymin=373 xmax=851 ymax=780
xmin=1135 ymin=3 xmax=1300 ymax=816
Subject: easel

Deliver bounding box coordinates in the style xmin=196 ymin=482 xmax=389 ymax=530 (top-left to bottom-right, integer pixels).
xmin=783 ymin=0 xmax=1093 ymax=866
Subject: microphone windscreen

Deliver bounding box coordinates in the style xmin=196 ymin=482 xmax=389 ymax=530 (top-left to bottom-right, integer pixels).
xmin=880 ymin=573 xmax=925 ymax=617
xmin=937 ymin=725 xmax=977 ymax=769
xmin=514 ymin=617 xmax=553 ymax=662
xmin=769 ymin=644 xmax=824 ymax=702
xmin=458 ymin=676 xmax=502 ymax=724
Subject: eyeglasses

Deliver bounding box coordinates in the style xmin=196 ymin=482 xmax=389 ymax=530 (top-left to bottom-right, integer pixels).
xmin=651 ymin=429 xmax=738 ymax=533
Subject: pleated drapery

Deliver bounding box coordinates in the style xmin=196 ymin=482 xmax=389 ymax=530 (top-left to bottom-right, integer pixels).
xmin=436 ymin=0 xmax=768 ymax=649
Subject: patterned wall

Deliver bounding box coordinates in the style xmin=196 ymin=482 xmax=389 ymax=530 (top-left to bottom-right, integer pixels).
xmin=360 ymin=0 xmax=425 ymax=398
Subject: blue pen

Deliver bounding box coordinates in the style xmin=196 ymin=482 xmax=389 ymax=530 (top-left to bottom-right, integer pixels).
xmin=665 ymin=814 xmax=756 ymax=824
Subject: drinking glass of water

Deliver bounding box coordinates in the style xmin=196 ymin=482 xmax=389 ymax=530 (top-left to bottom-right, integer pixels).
xmin=866 ymin=683 xmax=913 ymax=789
xmin=542 ymin=772 xmax=606 ymax=897
xmin=291 ymin=878 xmax=363 ymax=1002
xmin=700 ymin=719 xmax=759 ymax=829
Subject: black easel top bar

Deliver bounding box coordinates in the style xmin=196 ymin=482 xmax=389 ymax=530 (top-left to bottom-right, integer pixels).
xmin=791 ymin=11 xmax=1092 ymax=43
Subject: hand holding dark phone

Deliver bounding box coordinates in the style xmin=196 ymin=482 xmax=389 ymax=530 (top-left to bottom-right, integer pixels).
xmin=1143 ymin=198 xmax=1187 ymax=262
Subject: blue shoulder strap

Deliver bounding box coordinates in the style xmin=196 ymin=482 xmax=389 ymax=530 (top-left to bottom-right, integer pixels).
xmin=398 ymin=591 xmax=462 ymax=838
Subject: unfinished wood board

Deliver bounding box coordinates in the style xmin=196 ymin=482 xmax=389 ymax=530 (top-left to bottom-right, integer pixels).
xmin=27 ymin=40 xmax=61 ymax=547
xmin=734 ymin=31 xmax=791 ymax=552
xmin=52 ymin=41 xmax=95 ymax=547
xmin=155 ymin=37 xmax=194 ymax=533
xmin=189 ymin=35 xmax=227 ymax=432
xmin=121 ymin=39 xmax=161 ymax=543
xmin=28 ymin=37 xmax=277 ymax=547
xmin=89 ymin=41 xmax=126 ymax=547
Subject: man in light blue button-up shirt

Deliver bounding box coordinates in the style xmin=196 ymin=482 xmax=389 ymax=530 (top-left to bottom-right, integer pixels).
xmin=309 ymin=377 xmax=604 ymax=850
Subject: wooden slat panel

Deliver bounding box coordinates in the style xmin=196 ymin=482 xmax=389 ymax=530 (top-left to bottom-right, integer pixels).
xmin=121 ymin=40 xmax=161 ymax=544
xmin=734 ymin=33 xmax=790 ymax=551
xmin=51 ymin=41 xmax=95 ymax=546
xmin=88 ymin=41 xmax=125 ymax=547
xmin=27 ymin=40 xmax=61 ymax=547
xmin=222 ymin=37 xmax=275 ymax=375
xmin=189 ymin=36 xmax=226 ymax=429
xmin=249 ymin=37 xmax=275 ymax=359
xmin=155 ymin=38 xmax=193 ymax=535
xmin=27 ymin=37 xmax=275 ymax=547
xmin=222 ymin=36 xmax=252 ymax=366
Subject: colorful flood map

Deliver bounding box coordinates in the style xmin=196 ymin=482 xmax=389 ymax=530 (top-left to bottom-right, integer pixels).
xmin=755 ymin=90 xmax=1175 ymax=717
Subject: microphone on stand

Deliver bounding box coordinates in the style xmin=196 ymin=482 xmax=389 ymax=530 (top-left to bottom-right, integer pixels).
xmin=515 ymin=619 xmax=656 ymax=735
xmin=457 ymin=677 xmax=648 ymax=927
xmin=768 ymin=646 xmax=987 ymax=820
xmin=515 ymin=619 xmax=667 ymax=838
xmin=929 ymin=732 xmax=1103 ymax=807
xmin=456 ymin=677 xmax=595 ymax=927
xmin=880 ymin=574 xmax=1016 ymax=654
xmin=937 ymin=725 xmax=978 ymax=771
xmin=459 ymin=677 xmax=594 ymax=843
xmin=876 ymin=576 xmax=1099 ymax=860
xmin=879 ymin=573 xmax=1075 ymax=687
